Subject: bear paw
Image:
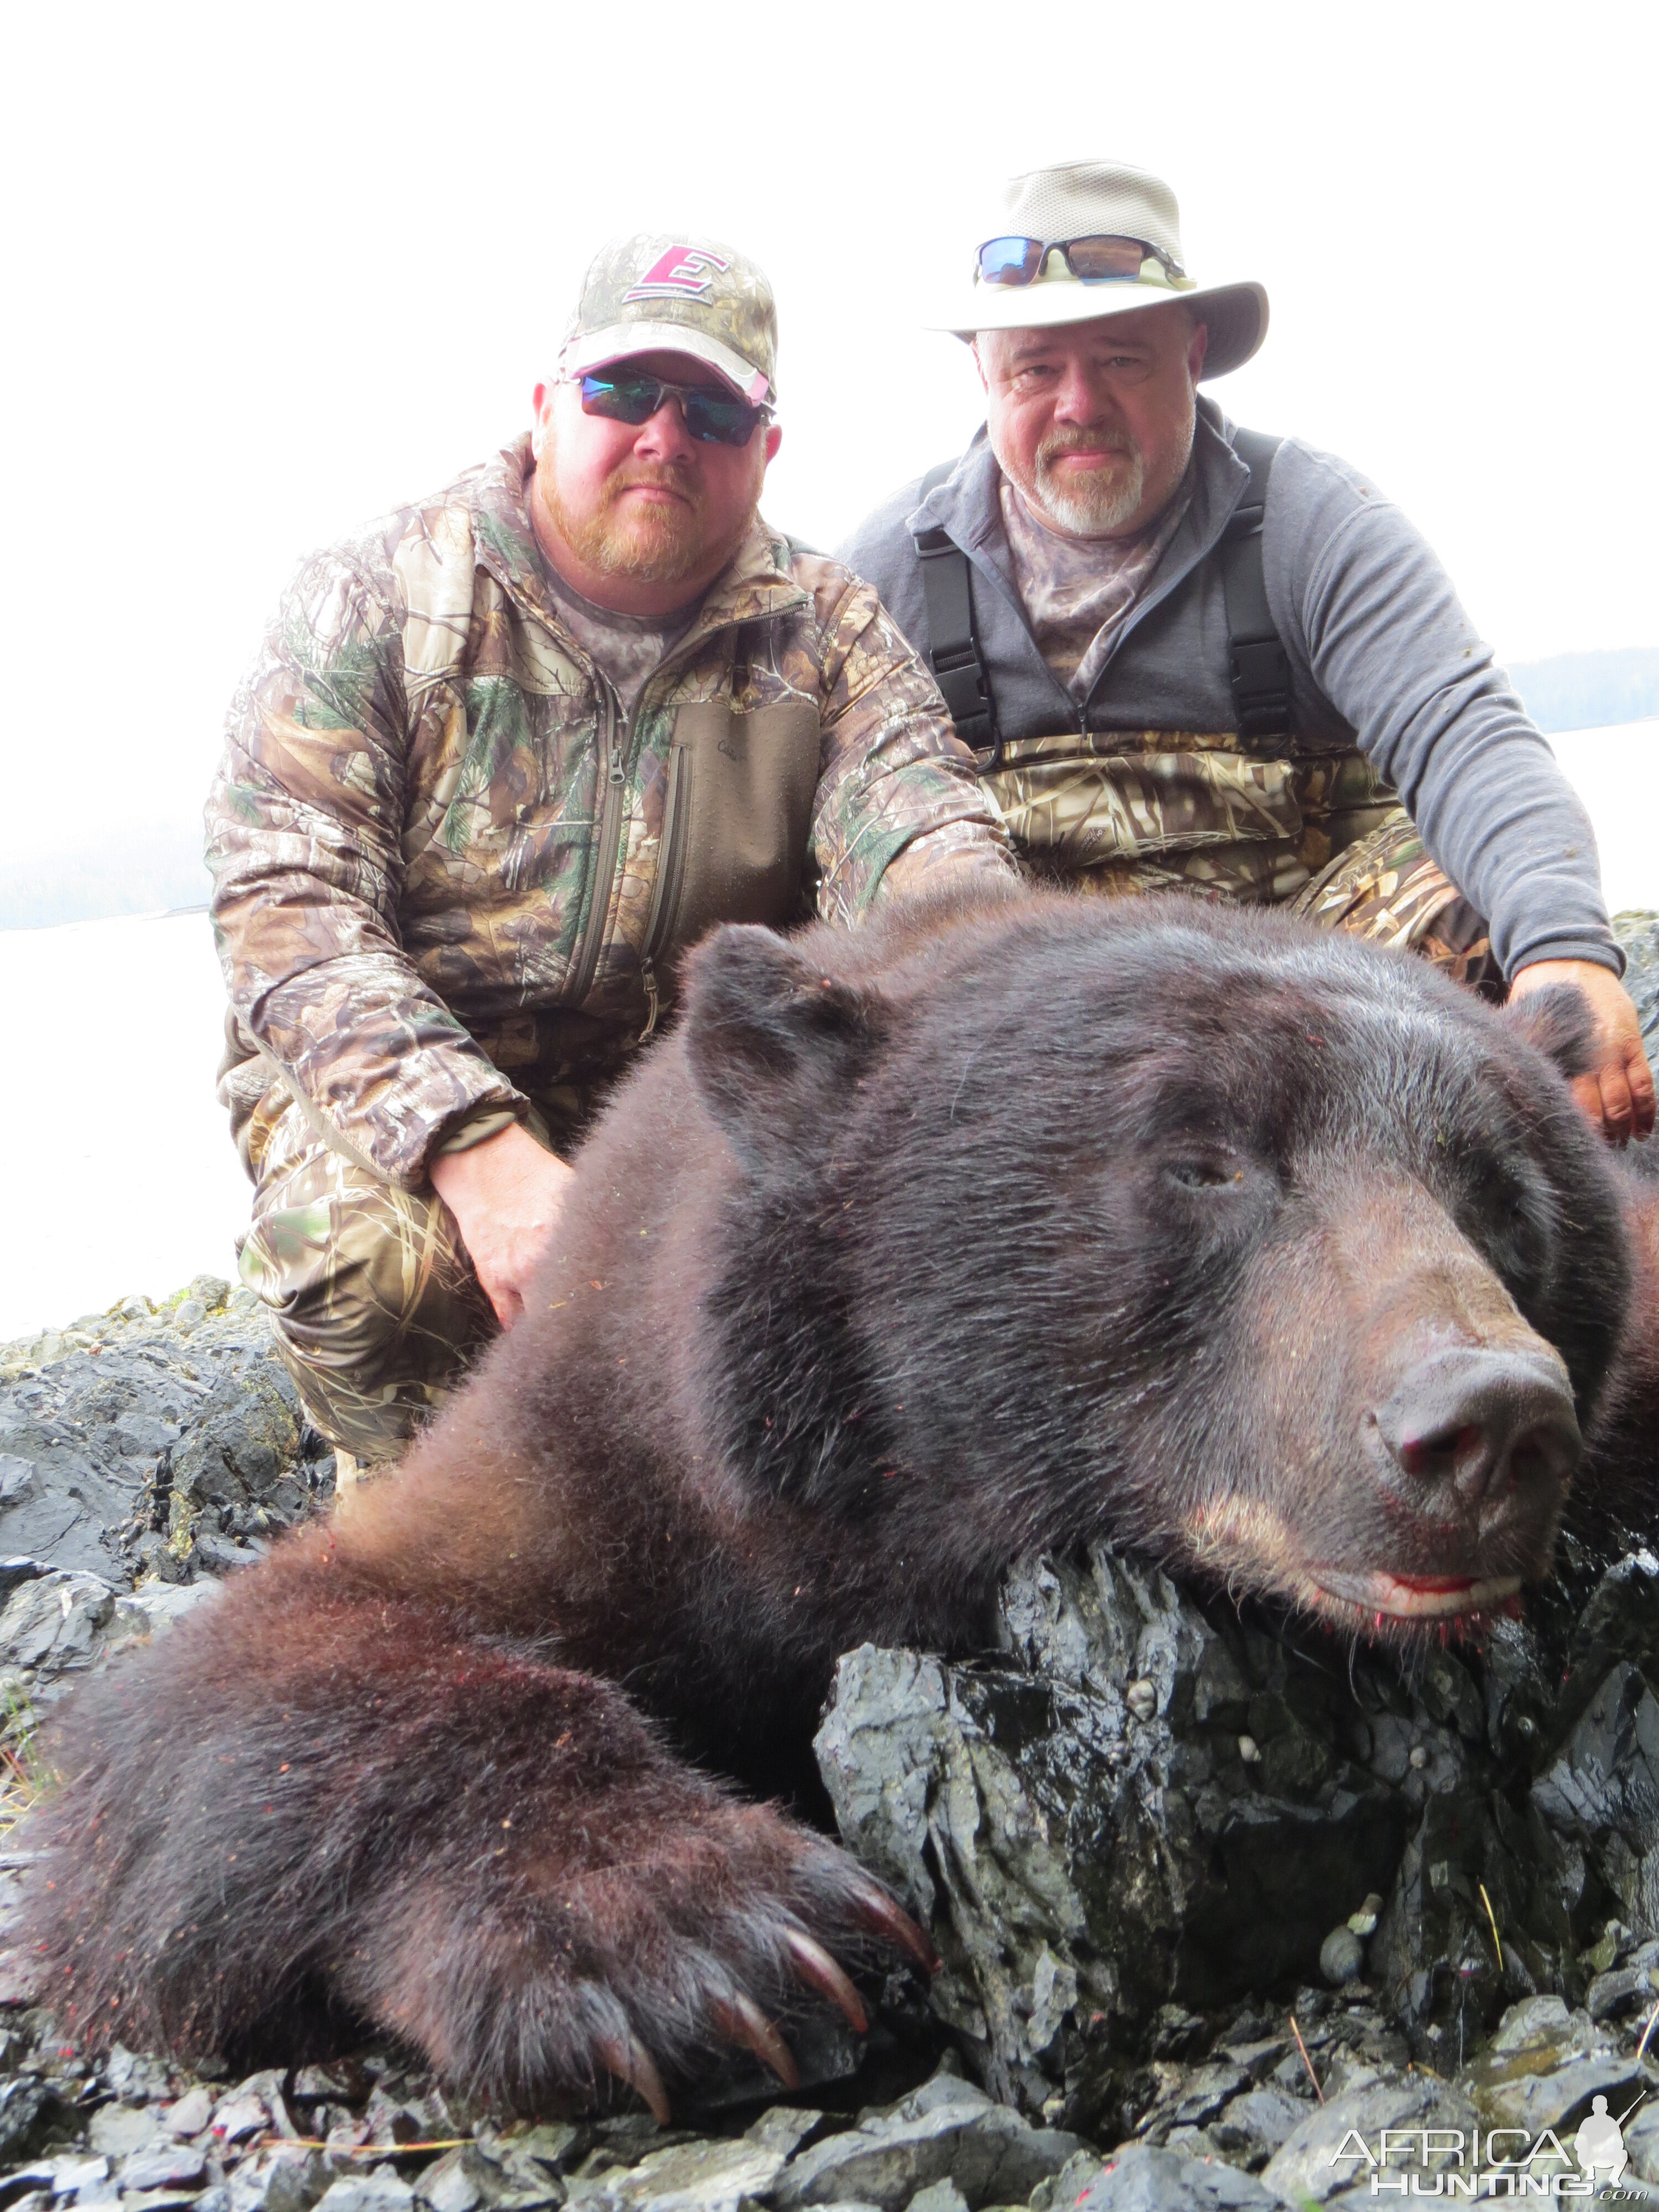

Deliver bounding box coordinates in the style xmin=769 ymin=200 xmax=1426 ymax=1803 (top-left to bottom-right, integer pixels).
xmin=342 ymin=1785 xmax=935 ymax=2112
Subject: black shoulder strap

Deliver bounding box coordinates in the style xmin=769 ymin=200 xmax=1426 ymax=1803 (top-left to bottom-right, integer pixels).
xmin=914 ymin=436 xmax=1291 ymax=760
xmin=912 ymin=460 xmax=997 ymax=761
xmin=1218 ymin=429 xmax=1292 ymax=746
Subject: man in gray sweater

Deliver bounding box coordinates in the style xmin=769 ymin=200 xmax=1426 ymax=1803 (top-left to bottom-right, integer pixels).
xmin=841 ymin=159 xmax=1652 ymax=1141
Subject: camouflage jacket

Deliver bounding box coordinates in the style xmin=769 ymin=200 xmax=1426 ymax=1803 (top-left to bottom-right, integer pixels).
xmin=207 ymin=438 xmax=1011 ymax=1188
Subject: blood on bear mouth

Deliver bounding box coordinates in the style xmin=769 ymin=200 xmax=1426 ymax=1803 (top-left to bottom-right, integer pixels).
xmin=1310 ymin=1567 xmax=1525 ymax=1621
xmin=1185 ymin=1496 xmax=1530 ymax=1632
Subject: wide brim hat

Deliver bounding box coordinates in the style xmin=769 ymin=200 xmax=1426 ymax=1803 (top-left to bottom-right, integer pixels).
xmin=935 ymin=159 xmax=1269 ymax=382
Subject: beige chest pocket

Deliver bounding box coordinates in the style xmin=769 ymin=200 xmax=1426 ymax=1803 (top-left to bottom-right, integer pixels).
xmin=986 ymin=735 xmax=1303 ymax=867
xmin=643 ymin=698 xmax=822 ymax=978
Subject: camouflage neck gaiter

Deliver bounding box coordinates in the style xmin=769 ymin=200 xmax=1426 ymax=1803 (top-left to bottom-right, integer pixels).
xmin=998 ymin=468 xmax=1193 ymax=702
xmin=534 ymin=550 xmax=703 ymax=719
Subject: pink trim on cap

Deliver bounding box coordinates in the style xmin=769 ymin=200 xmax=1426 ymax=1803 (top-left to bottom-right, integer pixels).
xmin=559 ymin=324 xmax=773 ymax=408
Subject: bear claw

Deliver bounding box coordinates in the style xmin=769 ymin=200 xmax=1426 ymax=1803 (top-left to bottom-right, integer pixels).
xmin=851 ymin=1881 xmax=940 ymax=1974
xmin=712 ymin=1991 xmax=800 ymax=2088
xmin=785 ymin=1929 xmax=869 ymax=2033
xmin=596 ymin=2030 xmax=671 ymax=2125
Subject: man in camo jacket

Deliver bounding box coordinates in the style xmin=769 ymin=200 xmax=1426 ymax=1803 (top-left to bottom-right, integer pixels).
xmin=207 ymin=234 xmax=1014 ymax=1471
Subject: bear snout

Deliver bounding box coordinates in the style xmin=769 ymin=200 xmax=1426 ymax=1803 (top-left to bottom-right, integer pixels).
xmin=1213 ymin=1168 xmax=1590 ymax=1634
xmin=1305 ymin=1344 xmax=1583 ymax=1625
xmin=1370 ymin=1344 xmax=1582 ymax=1515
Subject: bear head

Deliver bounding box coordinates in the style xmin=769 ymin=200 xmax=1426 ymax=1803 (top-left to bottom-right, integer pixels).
xmin=677 ymin=888 xmax=1630 ymax=1644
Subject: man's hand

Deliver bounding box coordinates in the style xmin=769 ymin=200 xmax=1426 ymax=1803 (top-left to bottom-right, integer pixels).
xmin=1508 ymin=959 xmax=1656 ymax=1144
xmin=429 ymin=1123 xmax=576 ymax=1328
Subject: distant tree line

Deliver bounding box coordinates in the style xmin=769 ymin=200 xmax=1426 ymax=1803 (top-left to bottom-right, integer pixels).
xmin=4 ymin=649 xmax=1657 ymax=932
xmin=0 ymin=824 xmax=208 ymax=932
xmin=1507 ymin=646 xmax=1659 ymax=734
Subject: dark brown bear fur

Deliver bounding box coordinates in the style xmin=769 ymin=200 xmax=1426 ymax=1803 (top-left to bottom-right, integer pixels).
xmin=20 ymin=887 xmax=1647 ymax=2112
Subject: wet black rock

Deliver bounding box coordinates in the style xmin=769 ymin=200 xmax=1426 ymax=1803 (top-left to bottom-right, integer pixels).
xmin=816 ymin=1517 xmax=1659 ymax=2125
xmin=166 ymin=1370 xmax=309 ymax=1539
xmin=0 ymin=2074 xmax=55 ymax=2163
xmin=770 ymin=2073 xmax=1078 ymax=2209
xmin=818 ymin=1548 xmax=1442 ymax=2116
xmin=0 ymin=1282 xmax=337 ymax=1871
xmin=1071 ymin=2145 xmax=1281 ymax=2209
xmin=1260 ymin=2070 xmax=1480 ymax=2205
xmin=0 ymin=1279 xmax=334 ymax=1605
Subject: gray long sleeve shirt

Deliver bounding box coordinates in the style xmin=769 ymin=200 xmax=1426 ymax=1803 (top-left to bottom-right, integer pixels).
xmin=839 ymin=400 xmax=1619 ymax=980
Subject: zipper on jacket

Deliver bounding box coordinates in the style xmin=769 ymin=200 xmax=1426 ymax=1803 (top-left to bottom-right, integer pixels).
xmin=637 ymin=743 xmax=690 ymax=1042
xmin=566 ymin=686 xmax=629 ymax=1008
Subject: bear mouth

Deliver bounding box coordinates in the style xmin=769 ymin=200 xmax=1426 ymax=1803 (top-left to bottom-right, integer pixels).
xmin=1310 ymin=1568 xmax=1525 ymax=1621
xmin=1178 ymin=1495 xmax=1537 ymax=1638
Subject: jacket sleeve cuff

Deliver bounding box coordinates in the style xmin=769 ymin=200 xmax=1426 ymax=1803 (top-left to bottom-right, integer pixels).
xmin=341 ymin=1059 xmax=531 ymax=1187
xmin=1504 ymin=934 xmax=1626 ymax=983
xmin=431 ymin=1104 xmax=529 ymax=1159
xmin=871 ymin=820 xmax=1019 ymax=909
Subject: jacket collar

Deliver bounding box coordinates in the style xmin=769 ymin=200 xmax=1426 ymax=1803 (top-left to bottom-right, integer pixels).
xmin=905 ymin=395 xmax=1251 ymax=597
xmin=469 ymin=435 xmax=808 ymax=650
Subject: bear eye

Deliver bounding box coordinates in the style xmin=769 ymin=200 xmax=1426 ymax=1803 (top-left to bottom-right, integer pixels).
xmin=1166 ymin=1159 xmax=1246 ymax=1192
xmin=1461 ymin=1156 xmax=1551 ymax=1290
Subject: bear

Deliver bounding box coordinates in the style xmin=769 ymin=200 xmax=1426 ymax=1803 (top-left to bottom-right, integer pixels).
xmin=19 ymin=883 xmax=1644 ymax=2120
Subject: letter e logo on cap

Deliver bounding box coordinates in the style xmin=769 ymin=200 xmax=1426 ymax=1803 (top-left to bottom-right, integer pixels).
xmin=624 ymin=246 xmax=732 ymax=303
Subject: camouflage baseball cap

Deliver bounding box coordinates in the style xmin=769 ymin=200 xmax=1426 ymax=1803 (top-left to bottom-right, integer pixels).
xmin=558 ymin=234 xmax=778 ymax=406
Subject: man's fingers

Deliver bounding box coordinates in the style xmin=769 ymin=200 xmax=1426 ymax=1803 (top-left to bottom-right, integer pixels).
xmin=1506 ymin=958 xmax=1651 ymax=1145
xmin=1597 ymin=1058 xmax=1636 ymax=1145
xmin=1625 ymin=1041 xmax=1657 ymax=1140
xmin=1570 ymin=1071 xmax=1605 ymax=1131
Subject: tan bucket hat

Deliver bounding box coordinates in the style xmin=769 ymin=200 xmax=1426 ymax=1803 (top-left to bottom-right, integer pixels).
xmin=939 ymin=160 xmax=1269 ymax=381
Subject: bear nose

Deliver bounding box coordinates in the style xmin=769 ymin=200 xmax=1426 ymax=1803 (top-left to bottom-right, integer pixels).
xmin=1373 ymin=1348 xmax=1581 ymax=1507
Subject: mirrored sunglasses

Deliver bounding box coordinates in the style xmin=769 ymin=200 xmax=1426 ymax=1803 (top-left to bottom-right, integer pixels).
xmin=574 ymin=372 xmax=768 ymax=447
xmin=976 ymin=234 xmax=1188 ymax=288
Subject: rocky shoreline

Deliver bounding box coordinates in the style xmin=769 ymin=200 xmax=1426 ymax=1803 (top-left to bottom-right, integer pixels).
xmin=12 ymin=1458 xmax=1659 ymax=2205
xmin=2 ymin=916 xmax=1658 ymax=2208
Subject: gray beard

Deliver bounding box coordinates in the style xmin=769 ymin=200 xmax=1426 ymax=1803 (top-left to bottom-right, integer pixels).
xmin=1031 ymin=444 xmax=1148 ymax=536
xmin=988 ymin=394 xmax=1197 ymax=541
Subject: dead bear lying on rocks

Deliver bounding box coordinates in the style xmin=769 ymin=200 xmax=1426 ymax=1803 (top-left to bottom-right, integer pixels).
xmin=21 ymin=886 xmax=1650 ymax=2114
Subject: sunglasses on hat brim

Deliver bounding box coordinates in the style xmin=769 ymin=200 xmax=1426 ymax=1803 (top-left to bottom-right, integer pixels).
xmin=571 ymin=371 xmax=770 ymax=447
xmin=976 ymin=234 xmax=1189 ymax=288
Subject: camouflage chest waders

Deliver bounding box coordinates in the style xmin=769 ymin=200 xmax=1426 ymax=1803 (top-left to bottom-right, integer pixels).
xmin=917 ymin=431 xmax=1500 ymax=988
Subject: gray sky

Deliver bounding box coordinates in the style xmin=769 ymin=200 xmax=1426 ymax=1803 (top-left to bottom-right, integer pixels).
xmin=4 ymin=0 xmax=1654 ymax=861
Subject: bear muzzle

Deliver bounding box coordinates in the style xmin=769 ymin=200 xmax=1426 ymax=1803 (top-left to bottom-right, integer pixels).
xmin=1312 ymin=1343 xmax=1580 ymax=1624
xmin=1370 ymin=1343 xmax=1581 ymax=1509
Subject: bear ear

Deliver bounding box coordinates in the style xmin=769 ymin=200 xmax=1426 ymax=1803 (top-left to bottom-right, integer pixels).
xmin=1503 ymin=980 xmax=1599 ymax=1081
xmin=682 ymin=925 xmax=888 ymax=1145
